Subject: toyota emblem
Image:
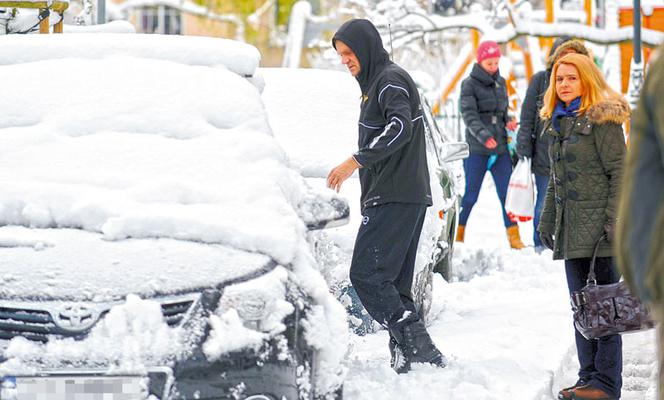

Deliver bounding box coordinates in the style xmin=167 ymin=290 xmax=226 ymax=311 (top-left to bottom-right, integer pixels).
xmin=53 ymin=304 xmax=99 ymax=332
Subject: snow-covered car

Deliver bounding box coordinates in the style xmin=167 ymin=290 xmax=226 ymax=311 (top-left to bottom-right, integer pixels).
xmin=260 ymin=68 xmax=468 ymax=331
xmin=0 ymin=34 xmax=349 ymax=400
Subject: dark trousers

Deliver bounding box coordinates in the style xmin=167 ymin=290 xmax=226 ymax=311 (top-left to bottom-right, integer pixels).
xmin=459 ymin=153 xmax=516 ymax=228
xmin=533 ymin=173 xmax=549 ymax=247
xmin=565 ymin=257 xmax=623 ymax=398
xmin=349 ymin=203 xmax=426 ymax=328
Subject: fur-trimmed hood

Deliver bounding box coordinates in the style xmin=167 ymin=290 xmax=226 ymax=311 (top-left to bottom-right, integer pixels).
xmin=586 ymin=97 xmax=631 ymax=125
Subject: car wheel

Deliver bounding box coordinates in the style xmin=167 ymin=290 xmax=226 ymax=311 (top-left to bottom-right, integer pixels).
xmin=413 ymin=259 xmax=434 ymax=323
xmin=433 ymin=216 xmax=456 ymax=281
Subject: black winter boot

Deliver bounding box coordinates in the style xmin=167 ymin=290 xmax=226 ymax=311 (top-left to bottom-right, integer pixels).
xmin=389 ymin=317 xmax=447 ymax=369
xmin=389 ymin=335 xmax=410 ymax=374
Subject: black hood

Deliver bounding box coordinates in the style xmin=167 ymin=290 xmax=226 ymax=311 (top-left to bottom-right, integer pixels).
xmin=332 ymin=19 xmax=391 ymax=92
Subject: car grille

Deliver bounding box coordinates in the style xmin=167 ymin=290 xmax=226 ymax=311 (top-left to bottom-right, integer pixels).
xmin=0 ymin=307 xmax=54 ymax=342
xmin=0 ymin=295 xmax=198 ymax=343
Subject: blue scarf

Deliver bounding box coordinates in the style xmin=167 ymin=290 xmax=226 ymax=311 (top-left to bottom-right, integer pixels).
xmin=552 ymin=96 xmax=581 ymax=132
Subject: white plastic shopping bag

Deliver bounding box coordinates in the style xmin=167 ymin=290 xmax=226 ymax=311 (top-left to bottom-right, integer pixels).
xmin=505 ymin=158 xmax=534 ymax=222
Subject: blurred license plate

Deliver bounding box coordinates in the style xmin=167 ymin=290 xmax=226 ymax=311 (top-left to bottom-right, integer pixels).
xmin=1 ymin=375 xmax=147 ymax=400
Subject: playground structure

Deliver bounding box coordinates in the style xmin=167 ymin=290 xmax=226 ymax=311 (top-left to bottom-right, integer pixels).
xmin=277 ymin=0 xmax=663 ymax=138
xmin=394 ymin=0 xmax=664 ymax=118
xmin=0 ymin=0 xmax=69 ymax=33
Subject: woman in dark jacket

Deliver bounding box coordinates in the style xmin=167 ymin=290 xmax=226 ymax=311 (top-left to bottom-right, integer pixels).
xmin=457 ymin=40 xmax=524 ymax=249
xmin=516 ymin=38 xmax=591 ymax=252
xmin=538 ymin=53 xmax=630 ymax=400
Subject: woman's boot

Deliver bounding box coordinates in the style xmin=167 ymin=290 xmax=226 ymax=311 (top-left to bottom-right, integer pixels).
xmin=506 ymin=225 xmax=525 ymax=249
xmin=455 ymin=225 xmax=465 ymax=242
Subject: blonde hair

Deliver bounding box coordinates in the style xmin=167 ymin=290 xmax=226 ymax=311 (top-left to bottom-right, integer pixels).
xmin=540 ymin=53 xmax=620 ymax=119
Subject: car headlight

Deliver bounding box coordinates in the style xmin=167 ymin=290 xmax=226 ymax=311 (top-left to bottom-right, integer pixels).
xmin=217 ymin=266 xmax=294 ymax=333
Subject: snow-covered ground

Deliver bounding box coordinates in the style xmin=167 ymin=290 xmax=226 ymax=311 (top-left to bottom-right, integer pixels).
xmin=257 ymin=65 xmax=658 ymax=399
xmin=343 ymin=177 xmax=657 ymax=399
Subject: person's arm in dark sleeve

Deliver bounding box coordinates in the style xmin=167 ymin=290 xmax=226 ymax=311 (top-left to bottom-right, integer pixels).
xmin=460 ymin=79 xmax=492 ymax=145
xmin=516 ymin=72 xmax=543 ymax=158
xmin=617 ymin=74 xmax=664 ymax=302
xmin=595 ymin=122 xmax=626 ymax=228
xmin=538 ymin=173 xmax=556 ymax=235
xmin=353 ymin=78 xmax=414 ymax=167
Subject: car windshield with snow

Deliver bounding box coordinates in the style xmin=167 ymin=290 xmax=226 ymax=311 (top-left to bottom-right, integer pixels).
xmin=0 ymin=34 xmax=349 ymax=400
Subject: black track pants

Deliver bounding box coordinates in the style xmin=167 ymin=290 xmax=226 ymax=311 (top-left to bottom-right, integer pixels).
xmin=349 ymin=202 xmax=427 ymax=328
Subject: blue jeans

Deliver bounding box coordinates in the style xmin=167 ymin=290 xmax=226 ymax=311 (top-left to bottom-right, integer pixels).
xmin=459 ymin=153 xmax=516 ymax=228
xmin=565 ymin=257 xmax=623 ymax=398
xmin=533 ymin=173 xmax=549 ymax=247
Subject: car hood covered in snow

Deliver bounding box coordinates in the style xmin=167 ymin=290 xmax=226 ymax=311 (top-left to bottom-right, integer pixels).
xmin=0 ymin=34 xmax=315 ymax=268
xmin=0 ymin=226 xmax=273 ymax=301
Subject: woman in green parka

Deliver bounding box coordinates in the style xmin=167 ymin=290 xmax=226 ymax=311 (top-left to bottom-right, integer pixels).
xmin=537 ymin=53 xmax=630 ymax=400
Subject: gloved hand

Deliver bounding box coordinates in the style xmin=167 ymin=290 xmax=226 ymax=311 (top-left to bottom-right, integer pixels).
xmin=604 ymin=223 xmax=615 ymax=243
xmin=539 ymin=232 xmax=554 ymax=250
xmin=485 ymin=137 xmax=498 ymax=149
xmin=506 ymin=119 xmax=518 ymax=131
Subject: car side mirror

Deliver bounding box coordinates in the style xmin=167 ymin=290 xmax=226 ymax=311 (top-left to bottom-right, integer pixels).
xmin=298 ymin=189 xmax=350 ymax=230
xmin=441 ymin=142 xmax=469 ymax=163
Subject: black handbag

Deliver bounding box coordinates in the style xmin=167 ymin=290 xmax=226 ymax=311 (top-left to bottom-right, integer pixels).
xmin=570 ymin=234 xmax=656 ymax=340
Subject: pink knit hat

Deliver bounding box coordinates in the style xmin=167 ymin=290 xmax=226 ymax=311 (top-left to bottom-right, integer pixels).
xmin=477 ymin=41 xmax=502 ymax=63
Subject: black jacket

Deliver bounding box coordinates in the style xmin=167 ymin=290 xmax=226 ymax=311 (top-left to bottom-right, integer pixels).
xmin=333 ymin=19 xmax=432 ymax=211
xmin=516 ymin=69 xmax=554 ymax=176
xmin=459 ymin=63 xmax=510 ymax=155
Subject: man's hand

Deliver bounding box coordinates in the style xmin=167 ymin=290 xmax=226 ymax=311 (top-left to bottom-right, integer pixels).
xmin=485 ymin=137 xmax=498 ymax=149
xmin=327 ymin=156 xmax=361 ymax=192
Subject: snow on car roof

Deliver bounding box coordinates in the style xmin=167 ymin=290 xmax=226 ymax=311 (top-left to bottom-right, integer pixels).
xmin=0 ymin=36 xmax=307 ymax=266
xmin=260 ymin=67 xmax=360 ymax=178
xmin=0 ymin=33 xmax=260 ymax=77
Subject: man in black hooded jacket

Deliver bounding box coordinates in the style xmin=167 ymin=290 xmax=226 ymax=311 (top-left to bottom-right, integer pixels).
xmin=327 ymin=18 xmax=446 ymax=373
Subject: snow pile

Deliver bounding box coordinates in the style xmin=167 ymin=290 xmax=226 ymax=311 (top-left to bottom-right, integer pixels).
xmin=447 ymin=245 xmax=504 ymax=282
xmin=0 ymin=34 xmax=260 ymax=77
xmin=204 ymin=267 xmax=295 ymax=358
xmin=204 ymin=310 xmax=267 ymax=359
xmin=1 ymin=295 xmax=183 ymax=375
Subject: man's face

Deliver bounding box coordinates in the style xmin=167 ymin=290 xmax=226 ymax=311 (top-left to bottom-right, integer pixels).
xmin=336 ymin=40 xmax=361 ymax=77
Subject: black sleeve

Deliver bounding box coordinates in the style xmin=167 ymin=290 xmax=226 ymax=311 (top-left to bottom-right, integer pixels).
xmin=353 ymin=76 xmax=414 ymax=167
xmin=460 ymin=78 xmax=491 ymax=145
xmin=516 ymin=72 xmax=544 ymax=158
